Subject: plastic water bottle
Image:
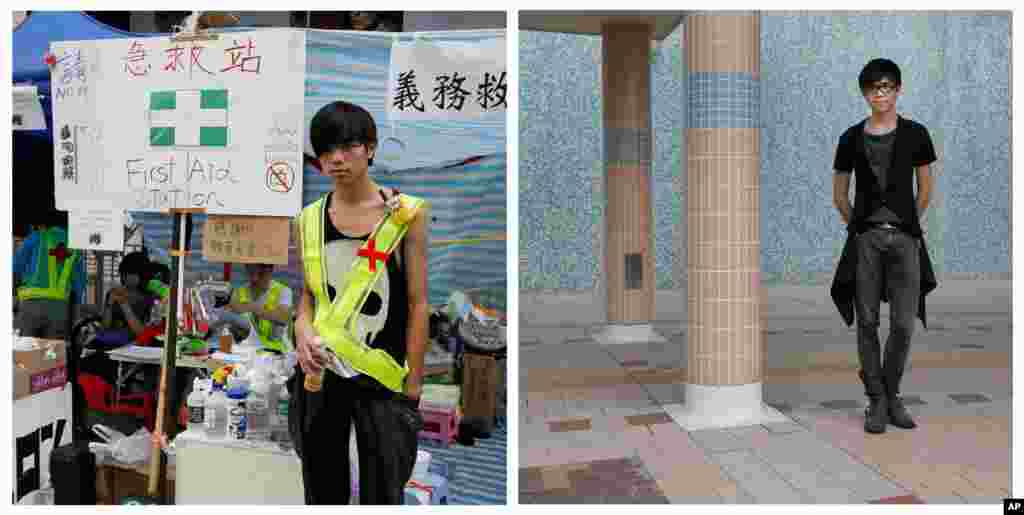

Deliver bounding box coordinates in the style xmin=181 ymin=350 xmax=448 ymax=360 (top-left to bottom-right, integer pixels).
xmin=247 ymin=381 xmax=270 ymax=441
xmin=273 ymin=379 xmax=291 ymax=443
xmin=186 ymin=378 xmax=206 ymax=432
xmin=204 ymin=382 xmax=227 ymax=439
xmin=226 ymin=389 xmax=248 ymax=440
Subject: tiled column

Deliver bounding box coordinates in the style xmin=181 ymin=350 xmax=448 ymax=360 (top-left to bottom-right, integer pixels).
xmin=593 ymin=22 xmax=665 ymax=345
xmin=666 ymin=12 xmax=787 ymax=429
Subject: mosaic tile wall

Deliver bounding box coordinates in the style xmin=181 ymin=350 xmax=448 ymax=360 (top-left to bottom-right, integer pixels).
xmin=520 ymin=12 xmax=1010 ymax=292
xmin=519 ymin=27 xmax=685 ymax=292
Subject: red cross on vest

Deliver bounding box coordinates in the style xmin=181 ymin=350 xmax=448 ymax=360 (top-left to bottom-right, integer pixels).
xmin=357 ymin=238 xmax=390 ymax=272
xmin=49 ymin=243 xmax=70 ymax=266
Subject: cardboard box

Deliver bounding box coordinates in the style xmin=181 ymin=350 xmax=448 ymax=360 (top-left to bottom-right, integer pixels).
xmin=461 ymin=352 xmax=498 ymax=430
xmin=96 ymin=461 xmax=175 ymax=505
xmin=13 ymin=338 xmax=67 ymax=401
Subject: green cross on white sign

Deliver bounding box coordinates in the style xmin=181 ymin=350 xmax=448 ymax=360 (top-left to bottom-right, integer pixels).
xmin=149 ymin=89 xmax=229 ymax=147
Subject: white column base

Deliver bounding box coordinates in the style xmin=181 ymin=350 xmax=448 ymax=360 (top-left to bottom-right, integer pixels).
xmin=663 ymin=382 xmax=791 ymax=431
xmin=591 ymin=324 xmax=667 ymax=345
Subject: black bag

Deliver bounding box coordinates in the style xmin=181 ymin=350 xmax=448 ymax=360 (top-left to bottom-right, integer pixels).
xmin=49 ymin=442 xmax=96 ymax=505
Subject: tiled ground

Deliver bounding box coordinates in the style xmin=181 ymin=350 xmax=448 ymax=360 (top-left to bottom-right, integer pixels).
xmin=519 ymin=282 xmax=1011 ymax=504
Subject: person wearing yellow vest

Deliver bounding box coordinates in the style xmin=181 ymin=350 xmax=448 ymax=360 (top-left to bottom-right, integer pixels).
xmin=290 ymin=101 xmax=429 ymax=505
xmin=13 ymin=221 xmax=86 ymax=340
xmin=226 ymin=263 xmax=294 ymax=353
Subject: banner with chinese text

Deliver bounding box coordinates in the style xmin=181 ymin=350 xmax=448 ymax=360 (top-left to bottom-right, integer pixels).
xmin=386 ymin=38 xmax=506 ymax=121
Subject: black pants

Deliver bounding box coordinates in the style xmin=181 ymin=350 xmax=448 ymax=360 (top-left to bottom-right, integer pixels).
xmin=854 ymin=227 xmax=921 ymax=399
xmin=290 ymin=369 xmax=422 ymax=505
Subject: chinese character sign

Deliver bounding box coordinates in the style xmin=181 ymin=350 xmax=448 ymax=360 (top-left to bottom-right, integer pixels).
xmin=50 ymin=31 xmax=305 ymax=216
xmin=387 ymin=39 xmax=506 ymax=120
xmin=201 ymin=215 xmax=290 ymax=265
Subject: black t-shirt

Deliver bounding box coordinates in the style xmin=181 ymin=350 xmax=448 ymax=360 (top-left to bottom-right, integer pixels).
xmin=863 ymin=130 xmax=902 ymax=223
xmin=321 ymin=191 xmax=409 ymax=367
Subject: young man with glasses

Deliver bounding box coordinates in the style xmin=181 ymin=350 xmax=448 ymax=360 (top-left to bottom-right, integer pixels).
xmin=289 ymin=101 xmax=429 ymax=504
xmin=830 ymin=58 xmax=938 ymax=434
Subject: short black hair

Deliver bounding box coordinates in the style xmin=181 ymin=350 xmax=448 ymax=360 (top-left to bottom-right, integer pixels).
xmin=859 ymin=58 xmax=902 ymax=91
xmin=118 ymin=251 xmax=151 ymax=287
xmin=310 ymin=101 xmax=378 ymax=166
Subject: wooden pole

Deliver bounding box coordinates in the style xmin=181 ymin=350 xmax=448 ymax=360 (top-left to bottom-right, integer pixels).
xmin=147 ymin=208 xmax=201 ymax=500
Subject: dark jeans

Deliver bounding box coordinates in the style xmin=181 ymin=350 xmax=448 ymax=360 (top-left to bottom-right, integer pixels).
xmin=292 ymin=370 xmax=422 ymax=505
xmin=854 ymin=226 xmax=921 ymax=399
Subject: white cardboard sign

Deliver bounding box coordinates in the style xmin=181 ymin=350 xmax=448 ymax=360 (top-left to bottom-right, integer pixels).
xmin=50 ymin=29 xmax=306 ymax=216
xmin=12 ymin=385 xmax=74 ymax=504
xmin=69 ymin=208 xmax=125 ymax=252
xmin=12 ymin=85 xmax=47 ymax=131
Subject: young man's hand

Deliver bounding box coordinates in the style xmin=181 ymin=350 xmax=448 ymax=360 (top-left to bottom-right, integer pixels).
xmin=295 ymin=320 xmax=328 ymax=377
xmin=109 ymin=287 xmax=129 ymax=304
xmin=403 ymin=377 xmax=422 ymax=400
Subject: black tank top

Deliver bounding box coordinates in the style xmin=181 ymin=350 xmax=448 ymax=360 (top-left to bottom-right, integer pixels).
xmin=321 ymin=191 xmax=409 ymax=367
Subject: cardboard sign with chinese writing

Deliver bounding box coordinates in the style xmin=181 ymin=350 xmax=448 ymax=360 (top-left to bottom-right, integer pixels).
xmin=387 ymin=38 xmax=506 ymax=121
xmin=202 ymin=215 xmax=290 ymax=265
xmin=50 ymin=30 xmax=305 ymax=216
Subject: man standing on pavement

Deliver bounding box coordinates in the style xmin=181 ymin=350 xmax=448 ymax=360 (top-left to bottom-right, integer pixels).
xmin=290 ymin=101 xmax=429 ymax=504
xmin=831 ymin=58 xmax=939 ymax=434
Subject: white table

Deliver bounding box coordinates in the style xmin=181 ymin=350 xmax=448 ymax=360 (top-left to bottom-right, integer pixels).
xmin=105 ymin=346 xmax=212 ymax=406
xmin=173 ymin=430 xmax=305 ymax=504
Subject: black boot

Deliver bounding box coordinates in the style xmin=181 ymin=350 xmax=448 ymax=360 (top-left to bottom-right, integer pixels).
xmin=887 ymin=396 xmax=917 ymax=429
xmin=864 ymin=396 xmax=888 ymax=434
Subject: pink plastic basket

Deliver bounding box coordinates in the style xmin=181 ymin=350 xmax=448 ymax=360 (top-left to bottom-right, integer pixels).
xmin=418 ymin=403 xmax=460 ymax=446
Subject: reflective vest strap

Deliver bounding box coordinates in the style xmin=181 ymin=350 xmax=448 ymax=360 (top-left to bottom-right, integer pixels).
xmin=300 ymin=197 xmax=331 ymax=313
xmin=338 ymin=194 xmax=423 ymax=340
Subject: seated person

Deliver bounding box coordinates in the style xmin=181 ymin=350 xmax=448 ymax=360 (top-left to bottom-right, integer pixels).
xmin=226 ymin=263 xmax=294 ymax=353
xmin=80 ymin=251 xmax=158 ymax=388
xmin=103 ymin=251 xmax=158 ymax=343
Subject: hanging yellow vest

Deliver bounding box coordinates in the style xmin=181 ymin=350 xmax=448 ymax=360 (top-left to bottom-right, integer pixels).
xmin=237 ymin=279 xmax=290 ymax=353
xmin=299 ymin=192 xmax=425 ymax=393
xmin=17 ymin=227 xmax=80 ymax=302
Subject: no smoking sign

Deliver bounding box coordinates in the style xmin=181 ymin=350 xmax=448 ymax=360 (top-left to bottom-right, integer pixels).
xmin=266 ymin=161 xmax=294 ymax=193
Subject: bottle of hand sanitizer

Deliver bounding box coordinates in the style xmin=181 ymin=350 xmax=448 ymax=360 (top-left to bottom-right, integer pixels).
xmin=186 ymin=378 xmax=206 ymax=432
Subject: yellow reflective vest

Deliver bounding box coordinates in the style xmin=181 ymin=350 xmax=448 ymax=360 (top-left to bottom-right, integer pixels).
xmin=17 ymin=227 xmax=81 ymax=302
xmin=298 ymin=192 xmax=425 ymax=392
xmin=237 ymin=279 xmax=291 ymax=353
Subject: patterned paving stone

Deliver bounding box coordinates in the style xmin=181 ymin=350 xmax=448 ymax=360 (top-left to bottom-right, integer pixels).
xmin=626 ymin=413 xmax=674 ymax=426
xmin=549 ymin=418 xmax=592 ymax=433
xmin=688 ymin=429 xmax=747 ymax=453
xmin=898 ymin=395 xmax=927 ymax=406
xmin=949 ymin=393 xmax=991 ymax=404
xmin=869 ymin=495 xmax=925 ymax=504
xmin=762 ymin=422 xmax=806 ymax=434
xmin=820 ymin=399 xmax=863 ymax=410
xmin=710 ymin=450 xmax=806 ymax=504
